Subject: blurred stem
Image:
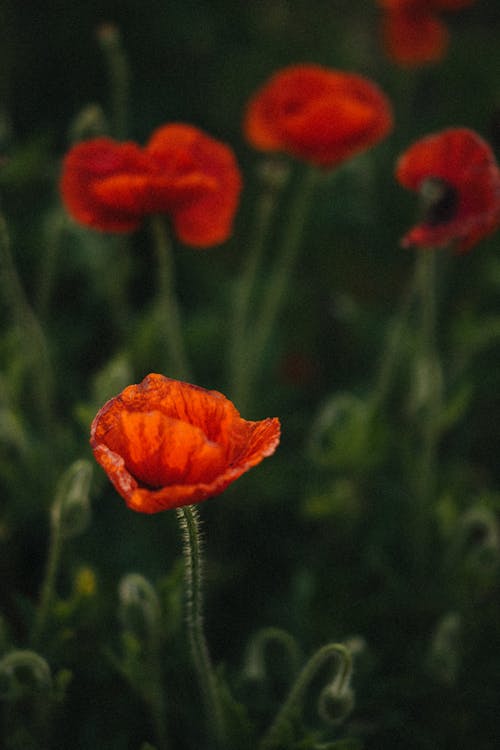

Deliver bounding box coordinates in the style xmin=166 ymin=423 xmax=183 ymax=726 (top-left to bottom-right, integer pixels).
xmin=98 ymin=24 xmax=129 ymax=139
xmin=0 ymin=212 xmax=54 ymax=430
xmin=150 ymin=216 xmax=192 ymax=381
xmin=415 ymin=249 xmax=443 ymax=561
xmin=146 ymin=662 xmax=169 ymax=750
xmin=105 ymin=235 xmax=133 ymax=340
xmin=259 ymin=643 xmax=352 ymax=750
xmin=31 ymin=511 xmax=63 ymax=649
xmin=176 ymin=506 xmax=227 ymax=749
xmin=36 ymin=209 xmax=68 ymax=322
xmin=237 ymin=165 xmax=319 ymax=412
xmin=369 ymin=270 xmax=419 ymax=416
xmin=228 ymin=182 xmax=280 ymax=405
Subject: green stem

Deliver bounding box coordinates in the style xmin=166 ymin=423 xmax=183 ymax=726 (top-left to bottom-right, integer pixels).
xmin=237 ymin=165 xmax=319 ymax=412
xmin=369 ymin=269 xmax=419 ymax=416
xmin=31 ymin=513 xmax=63 ymax=648
xmin=98 ymin=24 xmax=129 ymax=139
xmin=150 ymin=216 xmax=192 ymax=381
xmin=259 ymin=643 xmax=352 ymax=750
xmin=229 ymin=185 xmax=279 ymax=405
xmin=146 ymin=660 xmax=170 ymax=750
xmin=176 ymin=506 xmax=226 ymax=748
xmin=36 ymin=210 xmax=67 ymax=323
xmin=415 ymin=249 xmax=443 ymax=563
xmin=0 ymin=212 xmax=54 ymax=430
xmin=244 ymin=627 xmax=302 ymax=683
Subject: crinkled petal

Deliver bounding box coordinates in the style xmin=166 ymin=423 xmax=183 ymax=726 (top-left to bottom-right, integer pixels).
xmin=90 ymin=374 xmax=281 ymax=513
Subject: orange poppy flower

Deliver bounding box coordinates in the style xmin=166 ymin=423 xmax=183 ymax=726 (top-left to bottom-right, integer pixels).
xmin=377 ymin=0 xmax=476 ymax=66
xmin=243 ymin=64 xmax=393 ymax=169
xmin=396 ymin=128 xmax=500 ymax=252
xmin=90 ymin=373 xmax=281 ymax=513
xmin=60 ymin=124 xmax=242 ymax=248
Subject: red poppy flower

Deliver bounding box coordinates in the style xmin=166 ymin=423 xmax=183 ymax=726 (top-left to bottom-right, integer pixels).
xmin=377 ymin=0 xmax=476 ymax=66
xmin=243 ymin=64 xmax=393 ymax=169
xmin=60 ymin=124 xmax=242 ymax=248
xmin=90 ymin=373 xmax=281 ymax=513
xmin=396 ymin=128 xmax=500 ymax=252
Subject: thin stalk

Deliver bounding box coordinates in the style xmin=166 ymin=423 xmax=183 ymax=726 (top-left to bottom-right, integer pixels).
xmin=229 ymin=185 xmax=279 ymax=405
xmin=238 ymin=165 xmax=319 ymax=411
xmin=369 ymin=269 xmax=419 ymax=416
xmin=97 ymin=24 xmax=129 ymax=139
xmin=104 ymin=235 xmax=133 ymax=340
xmin=150 ymin=216 xmax=192 ymax=381
xmin=0 ymin=212 xmax=54 ymax=430
xmin=36 ymin=209 xmax=67 ymax=322
xmin=176 ymin=506 xmax=226 ymax=749
xmin=414 ymin=249 xmax=443 ymax=566
xmin=146 ymin=659 xmax=170 ymax=750
xmin=31 ymin=514 xmax=63 ymax=648
xmin=259 ymin=643 xmax=352 ymax=750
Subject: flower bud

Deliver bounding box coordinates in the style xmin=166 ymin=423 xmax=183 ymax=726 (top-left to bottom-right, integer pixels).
xmin=68 ymin=104 xmax=108 ymax=143
xmin=51 ymin=459 xmax=92 ymax=539
xmin=459 ymin=506 xmax=499 ymax=557
xmin=309 ymin=392 xmax=386 ymax=472
xmin=318 ymin=682 xmax=355 ymax=726
xmin=427 ymin=612 xmax=461 ymax=685
xmin=0 ymin=650 xmax=52 ymax=700
xmin=74 ymin=566 xmax=97 ymax=598
xmin=118 ymin=573 xmax=161 ymax=645
xmin=256 ymin=157 xmax=291 ymax=193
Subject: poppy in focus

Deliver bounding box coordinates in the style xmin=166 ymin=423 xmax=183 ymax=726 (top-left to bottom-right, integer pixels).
xmin=60 ymin=124 xmax=242 ymax=248
xmin=396 ymin=127 xmax=500 ymax=252
xmin=243 ymin=64 xmax=393 ymax=169
xmin=377 ymin=0 xmax=476 ymax=66
xmin=90 ymin=373 xmax=281 ymax=513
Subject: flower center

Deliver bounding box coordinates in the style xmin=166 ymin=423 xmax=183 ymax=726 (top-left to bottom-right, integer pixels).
xmin=419 ymin=177 xmax=458 ymax=226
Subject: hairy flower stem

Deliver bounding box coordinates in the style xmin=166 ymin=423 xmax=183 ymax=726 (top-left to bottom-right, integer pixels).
xmin=229 ymin=183 xmax=280 ymax=407
xmin=0 ymin=212 xmax=54 ymax=431
xmin=259 ymin=643 xmax=352 ymax=750
xmin=176 ymin=506 xmax=227 ymax=749
xmin=30 ymin=511 xmax=63 ymax=649
xmin=150 ymin=216 xmax=193 ymax=381
xmin=237 ymin=165 xmax=319 ymax=412
xmin=415 ymin=249 xmax=442 ymax=567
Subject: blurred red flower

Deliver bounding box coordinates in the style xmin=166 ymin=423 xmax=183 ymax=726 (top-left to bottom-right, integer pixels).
xmin=377 ymin=0 xmax=476 ymax=66
xmin=396 ymin=128 xmax=500 ymax=252
xmin=90 ymin=373 xmax=281 ymax=513
xmin=243 ymin=64 xmax=393 ymax=169
xmin=60 ymin=124 xmax=242 ymax=248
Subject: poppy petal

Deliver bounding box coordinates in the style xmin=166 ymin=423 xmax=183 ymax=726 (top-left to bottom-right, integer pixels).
xmin=90 ymin=374 xmax=281 ymax=513
xmin=382 ymin=9 xmax=448 ymax=66
xmin=396 ymin=128 xmax=500 ymax=251
xmin=243 ymin=64 xmax=393 ymax=169
xmin=60 ymin=138 xmax=151 ymax=232
xmin=147 ymin=124 xmax=243 ymax=247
